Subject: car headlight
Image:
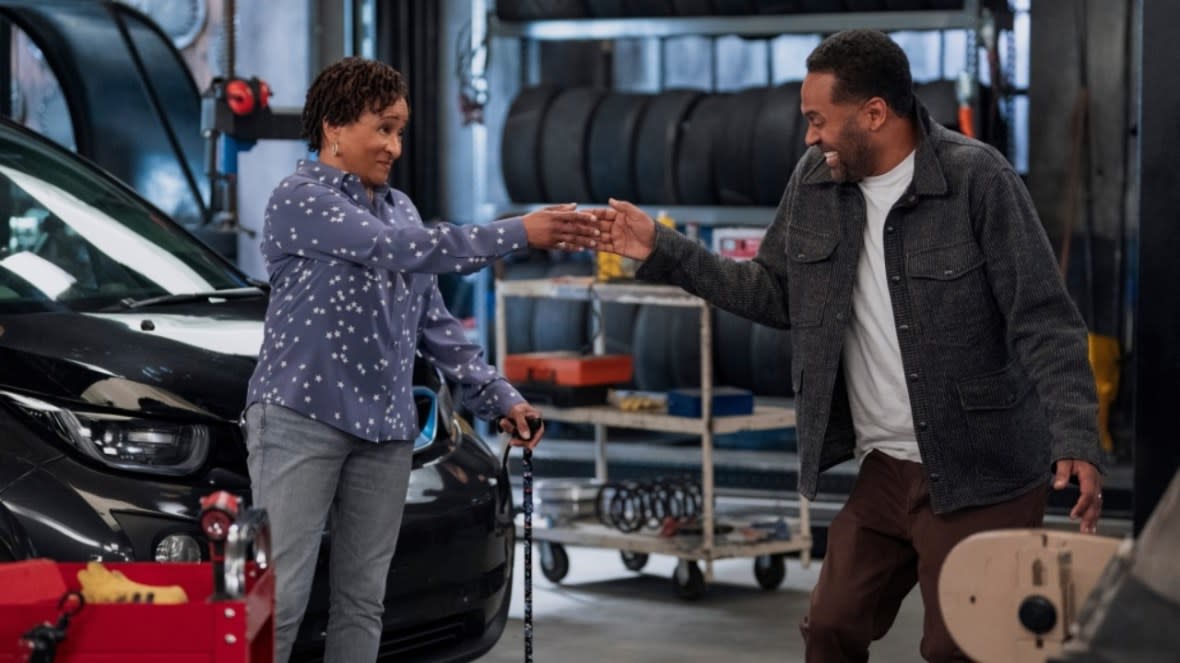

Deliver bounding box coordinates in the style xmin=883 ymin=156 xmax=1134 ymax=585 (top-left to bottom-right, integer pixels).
xmin=2 ymin=390 xmax=210 ymax=476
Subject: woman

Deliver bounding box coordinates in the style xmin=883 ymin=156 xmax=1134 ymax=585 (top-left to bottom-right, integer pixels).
xmin=242 ymin=57 xmax=596 ymax=662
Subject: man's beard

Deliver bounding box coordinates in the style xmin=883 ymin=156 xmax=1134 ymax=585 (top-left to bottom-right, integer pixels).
xmin=829 ymin=121 xmax=874 ymax=183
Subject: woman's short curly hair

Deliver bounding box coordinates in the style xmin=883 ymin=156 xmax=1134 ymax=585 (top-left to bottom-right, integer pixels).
xmin=301 ymin=57 xmax=409 ymax=152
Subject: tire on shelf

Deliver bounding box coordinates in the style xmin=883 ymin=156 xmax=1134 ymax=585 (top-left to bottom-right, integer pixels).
xmin=671 ymin=0 xmax=714 ymax=15
xmin=753 ymin=82 xmax=803 ymax=206
xmin=586 ymin=301 xmax=639 ymax=358
xmin=502 ymin=260 xmax=551 ymax=355
xmin=752 ymin=0 xmax=807 ymax=13
xmin=670 ymin=305 xmax=704 ymax=388
xmin=541 ymin=88 xmax=607 ymax=203
xmin=588 ymin=92 xmax=652 ymax=203
xmin=586 ymin=0 xmax=628 ymax=16
xmin=635 ymin=90 xmax=703 ymax=204
xmin=750 ymin=322 xmax=793 ymax=396
xmin=714 ymin=308 xmax=755 ymax=390
xmin=632 ymin=305 xmax=671 ymax=391
xmin=676 ymin=93 xmax=731 ymax=205
xmin=714 ymin=0 xmax=754 ymax=12
xmin=497 ymin=0 xmax=588 ymax=20
xmin=531 ymin=260 xmax=594 ymax=352
xmin=502 ymin=86 xmax=561 ymax=203
xmin=715 ymin=87 xmax=767 ymax=206
xmin=627 ymin=0 xmax=676 ymax=16
xmin=916 ymin=80 xmax=960 ymax=132
xmin=799 ymin=0 xmax=846 ymax=10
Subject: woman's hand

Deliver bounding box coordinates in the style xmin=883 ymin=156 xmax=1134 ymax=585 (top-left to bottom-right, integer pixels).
xmin=500 ymin=401 xmax=544 ymax=449
xmin=522 ymin=203 xmax=600 ymax=251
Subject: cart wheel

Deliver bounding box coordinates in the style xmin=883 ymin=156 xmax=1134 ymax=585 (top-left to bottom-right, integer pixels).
xmin=672 ymin=559 xmax=706 ymax=600
xmin=621 ymin=550 xmax=649 ymax=572
xmin=754 ymin=554 xmax=786 ymax=590
xmin=540 ymin=542 xmax=569 ymax=583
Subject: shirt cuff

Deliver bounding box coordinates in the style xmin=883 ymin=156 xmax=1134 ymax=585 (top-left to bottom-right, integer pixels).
xmin=489 ymin=217 xmax=529 ymax=256
xmin=473 ymin=377 xmax=526 ymax=421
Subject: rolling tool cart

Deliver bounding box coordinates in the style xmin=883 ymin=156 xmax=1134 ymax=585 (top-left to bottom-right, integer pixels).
xmin=0 ymin=499 xmax=273 ymax=662
xmin=496 ymin=277 xmax=812 ymax=599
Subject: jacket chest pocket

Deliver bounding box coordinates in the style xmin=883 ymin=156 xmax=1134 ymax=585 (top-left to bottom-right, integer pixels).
xmin=906 ymin=241 xmax=997 ymax=343
xmin=785 ymin=225 xmax=839 ymax=328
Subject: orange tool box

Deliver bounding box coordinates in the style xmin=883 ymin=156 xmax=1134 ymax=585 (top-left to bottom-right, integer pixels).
xmin=504 ymin=352 xmax=633 ymax=386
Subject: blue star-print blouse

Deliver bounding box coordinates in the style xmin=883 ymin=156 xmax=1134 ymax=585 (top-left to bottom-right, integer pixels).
xmin=246 ymin=160 xmax=527 ymax=442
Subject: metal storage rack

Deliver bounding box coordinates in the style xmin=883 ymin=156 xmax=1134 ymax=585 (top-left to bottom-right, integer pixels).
xmin=495 ymin=276 xmax=809 ymax=598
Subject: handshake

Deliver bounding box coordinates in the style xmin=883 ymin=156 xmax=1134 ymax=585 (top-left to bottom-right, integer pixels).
xmin=521 ymin=199 xmax=655 ymax=261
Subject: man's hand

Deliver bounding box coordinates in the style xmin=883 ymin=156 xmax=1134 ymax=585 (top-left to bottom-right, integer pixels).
xmin=590 ymin=198 xmax=656 ymax=261
xmin=521 ymin=203 xmax=599 ymax=251
xmin=1053 ymin=459 xmax=1103 ymax=533
xmin=500 ymin=401 xmax=544 ymax=449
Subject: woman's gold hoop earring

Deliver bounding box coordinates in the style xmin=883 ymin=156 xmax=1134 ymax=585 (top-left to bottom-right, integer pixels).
xmin=332 ymin=141 xmax=340 ymax=156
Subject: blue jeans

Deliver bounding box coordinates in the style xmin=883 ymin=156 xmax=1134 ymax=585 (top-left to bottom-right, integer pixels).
xmin=243 ymin=402 xmax=413 ymax=663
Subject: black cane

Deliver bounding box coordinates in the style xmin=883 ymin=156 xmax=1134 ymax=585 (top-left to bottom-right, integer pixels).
xmin=501 ymin=416 xmax=542 ymax=663
xmin=521 ymin=444 xmax=534 ymax=663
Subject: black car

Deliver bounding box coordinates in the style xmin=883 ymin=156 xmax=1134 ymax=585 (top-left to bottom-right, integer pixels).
xmin=0 ymin=118 xmax=515 ymax=662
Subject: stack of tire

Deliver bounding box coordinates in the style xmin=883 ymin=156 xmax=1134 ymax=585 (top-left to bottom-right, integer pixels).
xmin=502 ymin=80 xmax=958 ymax=205
xmin=497 ymin=1 xmax=965 ymax=19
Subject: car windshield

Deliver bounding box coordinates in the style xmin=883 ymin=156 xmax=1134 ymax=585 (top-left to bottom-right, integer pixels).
xmin=0 ymin=125 xmax=249 ymax=314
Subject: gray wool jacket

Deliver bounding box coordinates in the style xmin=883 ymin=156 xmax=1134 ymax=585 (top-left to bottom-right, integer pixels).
xmin=636 ymin=107 xmax=1104 ymax=514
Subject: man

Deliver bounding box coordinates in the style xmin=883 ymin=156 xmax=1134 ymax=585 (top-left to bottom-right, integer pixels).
xmin=594 ymin=29 xmax=1104 ymax=662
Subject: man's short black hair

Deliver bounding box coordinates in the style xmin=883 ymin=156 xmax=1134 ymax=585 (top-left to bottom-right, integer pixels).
xmin=806 ymin=29 xmax=915 ymax=117
xmin=301 ymin=57 xmax=409 ymax=153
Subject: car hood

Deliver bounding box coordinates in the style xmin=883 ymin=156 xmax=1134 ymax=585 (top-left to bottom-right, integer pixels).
xmin=0 ymin=298 xmax=265 ymax=422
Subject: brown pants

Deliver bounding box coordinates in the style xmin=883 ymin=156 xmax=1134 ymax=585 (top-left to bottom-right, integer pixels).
xmin=802 ymin=451 xmax=1049 ymax=662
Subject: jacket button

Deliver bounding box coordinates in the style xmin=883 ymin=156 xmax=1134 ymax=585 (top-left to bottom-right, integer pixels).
xmin=918 ymin=420 xmax=928 ymax=430
xmin=908 ymin=372 xmax=919 ymax=381
xmin=890 ymin=275 xmax=901 ymax=283
xmin=886 ymin=225 xmax=894 ymax=233
xmin=930 ymin=472 xmax=941 ymax=482
xmin=836 ymin=311 xmax=846 ymax=321
xmin=898 ymin=324 xmax=910 ymax=332
xmin=796 ymin=253 xmax=806 ymax=259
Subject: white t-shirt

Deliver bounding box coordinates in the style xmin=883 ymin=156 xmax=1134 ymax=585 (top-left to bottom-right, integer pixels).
xmin=843 ymin=150 xmax=921 ymax=464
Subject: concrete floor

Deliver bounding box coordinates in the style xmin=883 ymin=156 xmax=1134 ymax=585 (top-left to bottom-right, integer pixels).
xmin=483 ymin=545 xmax=926 ymax=662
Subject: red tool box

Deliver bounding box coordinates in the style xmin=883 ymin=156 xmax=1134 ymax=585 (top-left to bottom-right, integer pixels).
xmin=504 ymin=352 xmax=633 ymax=386
xmin=0 ymin=506 xmax=272 ymax=663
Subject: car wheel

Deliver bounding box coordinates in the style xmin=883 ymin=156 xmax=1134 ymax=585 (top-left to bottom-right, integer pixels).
xmin=539 ymin=542 xmax=569 ymax=583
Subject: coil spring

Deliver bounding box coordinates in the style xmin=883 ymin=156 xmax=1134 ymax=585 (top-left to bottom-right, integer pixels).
xmin=595 ymin=477 xmax=703 ymax=533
